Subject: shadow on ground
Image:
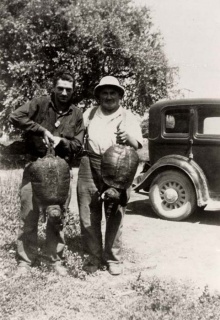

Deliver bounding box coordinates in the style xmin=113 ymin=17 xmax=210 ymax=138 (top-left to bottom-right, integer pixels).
xmin=127 ymin=195 xmax=220 ymax=227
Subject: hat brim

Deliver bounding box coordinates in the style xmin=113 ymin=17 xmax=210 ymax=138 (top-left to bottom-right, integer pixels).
xmin=94 ymin=84 xmax=124 ymax=98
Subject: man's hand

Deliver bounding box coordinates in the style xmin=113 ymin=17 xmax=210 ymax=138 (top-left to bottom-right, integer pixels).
xmin=116 ymin=128 xmax=129 ymax=145
xmin=115 ymin=125 xmax=139 ymax=150
xmin=43 ymin=130 xmax=55 ymax=146
xmin=43 ymin=130 xmax=63 ymax=148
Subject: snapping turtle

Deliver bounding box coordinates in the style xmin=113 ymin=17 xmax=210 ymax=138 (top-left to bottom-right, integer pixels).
xmin=101 ymin=144 xmax=139 ymax=203
xmin=29 ymin=153 xmax=70 ymax=207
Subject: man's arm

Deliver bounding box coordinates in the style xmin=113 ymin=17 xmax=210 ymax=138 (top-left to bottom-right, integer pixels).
xmin=116 ymin=110 xmax=143 ymax=150
xmin=9 ymin=98 xmax=46 ymax=133
xmin=10 ymin=98 xmax=56 ymax=147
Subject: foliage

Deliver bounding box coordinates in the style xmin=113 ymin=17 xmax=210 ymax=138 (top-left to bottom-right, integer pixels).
xmin=0 ymin=0 xmax=177 ymax=130
xmin=140 ymin=117 xmax=149 ymax=138
xmin=125 ymin=275 xmax=220 ymax=320
xmin=0 ymin=141 xmax=28 ymax=169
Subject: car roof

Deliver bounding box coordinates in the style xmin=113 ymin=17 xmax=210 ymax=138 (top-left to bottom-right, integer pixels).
xmin=151 ymin=98 xmax=220 ymax=110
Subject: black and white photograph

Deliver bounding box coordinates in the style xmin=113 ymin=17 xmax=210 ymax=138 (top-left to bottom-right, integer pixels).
xmin=1 ymin=0 xmax=220 ymax=319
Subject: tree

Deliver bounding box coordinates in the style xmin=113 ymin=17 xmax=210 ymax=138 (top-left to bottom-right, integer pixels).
xmin=0 ymin=0 xmax=177 ymax=130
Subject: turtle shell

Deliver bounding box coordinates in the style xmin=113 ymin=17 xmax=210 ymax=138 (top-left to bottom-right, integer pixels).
xmin=101 ymin=144 xmax=139 ymax=189
xmin=29 ymin=154 xmax=70 ymax=206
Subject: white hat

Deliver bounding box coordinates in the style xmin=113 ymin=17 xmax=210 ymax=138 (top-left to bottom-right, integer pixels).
xmin=94 ymin=76 xmax=125 ymax=98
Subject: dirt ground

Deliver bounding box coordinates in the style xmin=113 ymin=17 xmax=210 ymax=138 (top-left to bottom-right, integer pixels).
xmin=71 ymin=167 xmax=220 ymax=294
xmin=125 ymin=190 xmax=220 ymax=293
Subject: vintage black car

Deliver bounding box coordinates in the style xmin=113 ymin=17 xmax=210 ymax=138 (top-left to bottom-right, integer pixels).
xmin=133 ymin=98 xmax=220 ymax=221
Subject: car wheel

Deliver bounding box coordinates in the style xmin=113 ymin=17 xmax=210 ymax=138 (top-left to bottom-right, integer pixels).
xmin=149 ymin=170 xmax=196 ymax=221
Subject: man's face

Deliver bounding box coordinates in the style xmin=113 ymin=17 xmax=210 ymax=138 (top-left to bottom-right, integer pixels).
xmin=98 ymin=86 xmax=121 ymax=114
xmin=54 ymin=79 xmax=73 ymax=104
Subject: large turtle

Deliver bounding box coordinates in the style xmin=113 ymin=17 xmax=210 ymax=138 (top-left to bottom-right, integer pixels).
xmin=101 ymin=144 xmax=139 ymax=203
xmin=29 ymin=151 xmax=70 ymax=225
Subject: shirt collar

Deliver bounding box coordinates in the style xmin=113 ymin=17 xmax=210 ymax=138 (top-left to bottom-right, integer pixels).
xmin=50 ymin=94 xmax=75 ymax=115
xmin=97 ymin=106 xmax=123 ymax=120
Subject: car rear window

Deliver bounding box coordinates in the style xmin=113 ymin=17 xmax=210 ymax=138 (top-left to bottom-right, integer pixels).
xmin=164 ymin=109 xmax=190 ymax=134
xmin=197 ymin=106 xmax=220 ymax=135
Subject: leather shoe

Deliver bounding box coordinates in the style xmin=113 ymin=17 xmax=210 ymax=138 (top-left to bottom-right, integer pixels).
xmin=108 ymin=263 xmax=122 ymax=276
xmin=83 ymin=263 xmax=99 ymax=274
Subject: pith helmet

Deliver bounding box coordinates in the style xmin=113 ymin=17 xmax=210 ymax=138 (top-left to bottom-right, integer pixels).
xmin=94 ymin=76 xmax=125 ymax=98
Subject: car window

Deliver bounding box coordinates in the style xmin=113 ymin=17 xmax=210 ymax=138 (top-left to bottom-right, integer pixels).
xmin=164 ymin=110 xmax=190 ymax=134
xmin=197 ymin=106 xmax=220 ymax=135
xmin=203 ymin=118 xmax=220 ymax=134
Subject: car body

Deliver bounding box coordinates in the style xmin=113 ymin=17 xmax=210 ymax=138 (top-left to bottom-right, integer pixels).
xmin=133 ymin=98 xmax=220 ymax=221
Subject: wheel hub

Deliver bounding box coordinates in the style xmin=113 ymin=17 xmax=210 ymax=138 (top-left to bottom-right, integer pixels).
xmin=163 ymin=188 xmax=178 ymax=203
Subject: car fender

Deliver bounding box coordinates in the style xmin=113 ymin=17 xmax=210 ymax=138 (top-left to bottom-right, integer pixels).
xmin=133 ymin=155 xmax=209 ymax=207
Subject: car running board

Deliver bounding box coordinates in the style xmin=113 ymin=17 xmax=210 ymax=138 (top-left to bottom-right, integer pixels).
xmin=205 ymin=200 xmax=220 ymax=211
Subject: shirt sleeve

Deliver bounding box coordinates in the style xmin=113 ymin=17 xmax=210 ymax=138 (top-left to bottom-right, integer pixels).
xmin=125 ymin=110 xmax=143 ymax=148
xmin=9 ymin=98 xmax=46 ymax=134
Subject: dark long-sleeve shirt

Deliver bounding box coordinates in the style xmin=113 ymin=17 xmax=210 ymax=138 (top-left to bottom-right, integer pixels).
xmin=9 ymin=95 xmax=85 ymax=165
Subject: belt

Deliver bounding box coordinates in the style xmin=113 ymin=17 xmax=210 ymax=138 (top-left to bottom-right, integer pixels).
xmin=82 ymin=149 xmax=102 ymax=160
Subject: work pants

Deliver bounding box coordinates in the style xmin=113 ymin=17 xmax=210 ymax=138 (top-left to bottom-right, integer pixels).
xmin=77 ymin=155 xmax=127 ymax=266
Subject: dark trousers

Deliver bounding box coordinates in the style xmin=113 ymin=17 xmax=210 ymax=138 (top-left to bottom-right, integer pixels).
xmin=77 ymin=155 xmax=127 ymax=266
xmin=17 ymin=164 xmax=71 ymax=265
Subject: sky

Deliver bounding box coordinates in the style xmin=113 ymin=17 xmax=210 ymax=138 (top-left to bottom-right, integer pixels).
xmin=134 ymin=0 xmax=220 ymax=98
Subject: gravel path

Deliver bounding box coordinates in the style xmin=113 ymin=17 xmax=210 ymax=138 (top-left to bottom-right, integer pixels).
xmin=124 ymin=189 xmax=220 ymax=293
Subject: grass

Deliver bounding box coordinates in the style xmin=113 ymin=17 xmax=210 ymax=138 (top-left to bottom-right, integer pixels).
xmin=1 ymin=168 xmax=220 ymax=319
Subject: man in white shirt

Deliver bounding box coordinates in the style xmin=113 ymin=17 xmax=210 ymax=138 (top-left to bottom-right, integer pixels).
xmin=77 ymin=76 xmax=142 ymax=275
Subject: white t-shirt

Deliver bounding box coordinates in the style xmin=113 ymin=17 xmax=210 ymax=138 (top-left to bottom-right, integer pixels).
xmin=83 ymin=106 xmax=143 ymax=155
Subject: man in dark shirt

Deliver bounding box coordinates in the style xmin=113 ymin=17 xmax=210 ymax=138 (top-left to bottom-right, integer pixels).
xmin=10 ymin=70 xmax=84 ymax=276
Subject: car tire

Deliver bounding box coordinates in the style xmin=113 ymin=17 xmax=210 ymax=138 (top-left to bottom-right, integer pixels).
xmin=149 ymin=170 xmax=196 ymax=221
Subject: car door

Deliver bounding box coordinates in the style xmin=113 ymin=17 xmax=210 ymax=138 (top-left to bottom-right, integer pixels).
xmin=149 ymin=106 xmax=192 ymax=164
xmin=193 ymin=104 xmax=220 ymax=196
